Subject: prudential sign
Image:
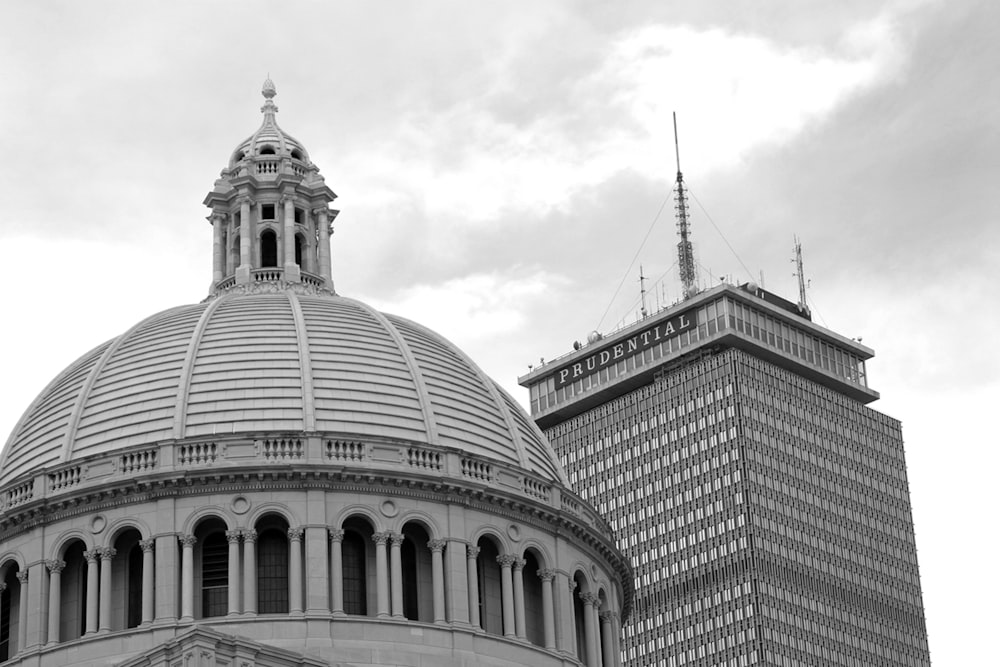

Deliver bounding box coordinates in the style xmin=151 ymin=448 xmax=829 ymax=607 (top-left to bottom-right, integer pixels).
xmin=554 ymin=310 xmax=696 ymax=388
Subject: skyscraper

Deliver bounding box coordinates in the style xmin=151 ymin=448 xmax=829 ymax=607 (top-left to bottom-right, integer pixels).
xmin=519 ymin=282 xmax=930 ymax=667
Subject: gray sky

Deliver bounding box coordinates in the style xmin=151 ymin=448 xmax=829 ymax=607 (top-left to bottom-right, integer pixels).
xmin=2 ymin=0 xmax=996 ymax=662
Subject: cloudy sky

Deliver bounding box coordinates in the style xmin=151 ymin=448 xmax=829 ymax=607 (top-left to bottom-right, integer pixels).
xmin=2 ymin=0 xmax=996 ymax=662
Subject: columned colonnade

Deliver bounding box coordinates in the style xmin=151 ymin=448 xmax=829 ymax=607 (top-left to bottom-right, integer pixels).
xmin=25 ymin=526 xmax=621 ymax=665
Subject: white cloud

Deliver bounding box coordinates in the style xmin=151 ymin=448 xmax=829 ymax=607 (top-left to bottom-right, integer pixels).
xmin=335 ymin=18 xmax=904 ymax=230
xmin=364 ymin=269 xmax=567 ymax=343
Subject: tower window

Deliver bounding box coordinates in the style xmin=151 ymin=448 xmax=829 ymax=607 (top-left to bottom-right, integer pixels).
xmin=261 ymin=230 xmax=278 ymax=267
xmin=290 ymin=149 xmax=303 ymax=160
xmin=294 ymin=208 xmax=303 ymax=224
xmin=294 ymin=234 xmax=304 ymax=267
xmin=261 ymin=204 xmax=276 ymax=220
xmin=260 ymin=145 xmax=276 ymax=155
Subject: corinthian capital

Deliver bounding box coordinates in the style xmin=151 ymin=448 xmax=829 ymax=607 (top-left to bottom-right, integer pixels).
xmin=496 ymin=554 xmax=516 ymax=568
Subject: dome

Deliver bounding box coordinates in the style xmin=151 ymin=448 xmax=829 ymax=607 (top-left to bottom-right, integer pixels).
xmin=1 ymin=292 xmax=566 ymax=488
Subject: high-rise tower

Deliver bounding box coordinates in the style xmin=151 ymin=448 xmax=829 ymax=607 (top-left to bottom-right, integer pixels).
xmin=519 ymin=283 xmax=930 ymax=666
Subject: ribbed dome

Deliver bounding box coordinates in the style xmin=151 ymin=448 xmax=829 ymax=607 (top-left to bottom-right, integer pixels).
xmin=1 ymin=293 xmax=567 ymax=487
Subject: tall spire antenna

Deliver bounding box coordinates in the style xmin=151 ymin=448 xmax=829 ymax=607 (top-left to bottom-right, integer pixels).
xmin=673 ymin=112 xmax=697 ymax=299
xmin=793 ymin=235 xmax=811 ymax=317
xmin=639 ymin=265 xmax=648 ymax=318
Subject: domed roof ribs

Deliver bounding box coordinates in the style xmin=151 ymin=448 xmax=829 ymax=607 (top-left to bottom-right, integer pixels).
xmin=0 ymin=340 xmax=109 ymax=473
xmin=60 ymin=309 xmax=181 ymax=463
xmin=287 ymin=292 xmax=317 ymax=432
xmin=359 ymin=303 xmax=441 ymax=445
xmin=171 ymin=297 xmax=226 ymax=439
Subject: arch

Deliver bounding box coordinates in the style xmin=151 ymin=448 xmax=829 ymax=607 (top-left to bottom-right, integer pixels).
xmin=244 ymin=503 xmax=299 ymax=529
xmin=392 ymin=510 xmax=440 ymax=540
xmin=193 ymin=516 xmax=229 ymax=619
xmin=49 ymin=530 xmax=93 ymax=560
xmin=254 ymin=513 xmax=290 ymax=614
xmin=60 ymin=539 xmax=89 ymax=642
xmin=0 ymin=562 xmax=20 ymax=659
xmin=0 ymin=555 xmax=23 ymax=582
xmin=522 ymin=549 xmax=545 ymax=647
xmin=341 ymin=515 xmax=375 ymax=616
xmin=468 ymin=526 xmax=510 ymax=556
xmin=259 ymin=144 xmax=276 ymax=155
xmin=104 ymin=517 xmax=151 ymax=546
xmin=109 ymin=527 xmax=144 ymax=630
xmin=399 ymin=521 xmax=432 ymax=622
xmin=180 ymin=506 xmax=236 ymax=536
xmin=290 ymin=148 xmax=304 ymax=160
xmin=334 ymin=505 xmax=384 ymax=533
xmin=260 ymin=229 xmax=278 ymax=268
xmin=475 ymin=535 xmax=504 ymax=636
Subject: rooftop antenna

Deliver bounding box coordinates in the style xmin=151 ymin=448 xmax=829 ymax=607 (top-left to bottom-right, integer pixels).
xmin=639 ymin=265 xmax=649 ymax=318
xmin=793 ymin=235 xmax=812 ymax=317
xmin=673 ymin=112 xmax=697 ymax=299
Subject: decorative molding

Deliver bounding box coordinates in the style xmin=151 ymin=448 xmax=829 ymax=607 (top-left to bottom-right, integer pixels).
xmin=287 ymin=528 xmax=304 ymax=541
xmin=537 ymin=568 xmax=555 ymax=582
xmin=371 ymin=532 xmax=389 ymax=546
xmin=466 ymin=545 xmax=480 ymax=560
xmin=496 ymin=554 xmax=516 ymax=568
xmin=139 ymin=539 xmax=154 ymax=553
xmin=226 ymin=530 xmax=242 ymax=544
xmin=389 ymin=532 xmax=404 ymax=547
xmin=512 ymin=557 xmax=526 ymax=572
xmin=328 ymin=528 xmax=344 ymax=543
xmin=99 ymin=546 xmax=117 ymax=561
xmin=179 ymin=535 xmax=197 ymax=548
xmin=242 ymin=529 xmax=258 ymax=544
xmin=84 ymin=549 xmax=99 ymax=564
xmin=45 ymin=559 xmax=65 ymax=574
xmin=16 ymin=570 xmax=28 ymax=585
xmin=428 ymin=539 xmax=447 ymax=553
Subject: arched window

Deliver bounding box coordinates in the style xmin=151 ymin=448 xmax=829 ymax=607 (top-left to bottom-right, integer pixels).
xmin=60 ymin=541 xmax=88 ymax=641
xmin=260 ymin=229 xmax=278 ymax=267
xmin=523 ymin=551 xmax=545 ymax=647
xmin=400 ymin=523 xmax=433 ymax=622
xmin=110 ymin=528 xmax=143 ymax=630
xmin=342 ymin=531 xmax=368 ymax=615
xmin=260 ymin=145 xmax=276 ymax=155
xmin=476 ymin=537 xmax=503 ymax=635
xmin=230 ymin=232 xmax=240 ymax=273
xmin=290 ymin=148 xmax=303 ymax=160
xmin=0 ymin=565 xmax=20 ymax=660
xmin=194 ymin=518 xmax=228 ymax=619
xmin=573 ymin=572 xmax=589 ymax=664
xmin=255 ymin=515 xmax=289 ymax=614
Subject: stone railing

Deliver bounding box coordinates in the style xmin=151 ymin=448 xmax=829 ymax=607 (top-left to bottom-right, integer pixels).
xmin=0 ymin=435 xmax=605 ymax=532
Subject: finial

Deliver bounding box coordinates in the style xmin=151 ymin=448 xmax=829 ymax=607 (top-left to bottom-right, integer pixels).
xmin=262 ymin=76 xmax=276 ymax=100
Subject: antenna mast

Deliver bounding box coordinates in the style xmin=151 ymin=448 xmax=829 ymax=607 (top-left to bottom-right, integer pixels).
xmin=674 ymin=112 xmax=697 ymax=299
xmin=639 ymin=265 xmax=648 ymax=318
xmin=793 ymin=236 xmax=811 ymax=317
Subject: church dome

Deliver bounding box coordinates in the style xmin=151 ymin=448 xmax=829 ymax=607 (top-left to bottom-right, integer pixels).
xmin=1 ymin=292 xmax=566 ymax=488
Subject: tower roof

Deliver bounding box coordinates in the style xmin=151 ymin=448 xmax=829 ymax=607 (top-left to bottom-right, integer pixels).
xmin=228 ymin=78 xmax=311 ymax=167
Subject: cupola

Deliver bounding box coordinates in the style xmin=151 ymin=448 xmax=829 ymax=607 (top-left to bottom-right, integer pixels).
xmin=203 ymin=79 xmax=338 ymax=296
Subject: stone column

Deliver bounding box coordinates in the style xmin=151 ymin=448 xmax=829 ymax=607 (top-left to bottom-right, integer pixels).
xmin=389 ymin=533 xmax=404 ymax=619
xmin=98 ymin=547 xmax=115 ymax=632
xmin=372 ymin=532 xmax=390 ymax=618
xmin=16 ymin=571 xmax=28 ymax=653
xmin=237 ymin=196 xmax=253 ymax=284
xmin=497 ymin=555 xmax=516 ymax=638
xmin=282 ymin=194 xmax=300 ymax=282
xmin=242 ymin=530 xmax=257 ymax=615
xmin=581 ymin=592 xmax=600 ymax=667
xmin=609 ymin=610 xmax=622 ymax=662
xmin=314 ymin=207 xmax=332 ymax=287
xmin=45 ymin=560 xmax=65 ymax=645
xmin=211 ymin=212 xmax=225 ymax=284
xmin=428 ymin=540 xmax=446 ymax=624
xmin=466 ymin=546 xmax=480 ymax=629
xmin=24 ymin=563 xmax=45 ymax=649
xmin=226 ymin=530 xmax=241 ymax=616
xmin=304 ymin=208 xmax=317 ymax=274
xmin=600 ymin=610 xmax=616 ymax=667
xmin=139 ymin=539 xmax=154 ymax=625
xmin=305 ymin=526 xmax=329 ymax=614
xmin=179 ymin=535 xmax=196 ymax=621
xmin=83 ymin=550 xmax=99 ymax=634
xmin=288 ymin=528 xmax=304 ymax=614
xmin=329 ymin=529 xmax=344 ymax=615
xmin=512 ymin=557 xmax=526 ymax=640
xmin=154 ymin=534 xmax=178 ymax=621
xmin=538 ymin=569 xmax=557 ymax=650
